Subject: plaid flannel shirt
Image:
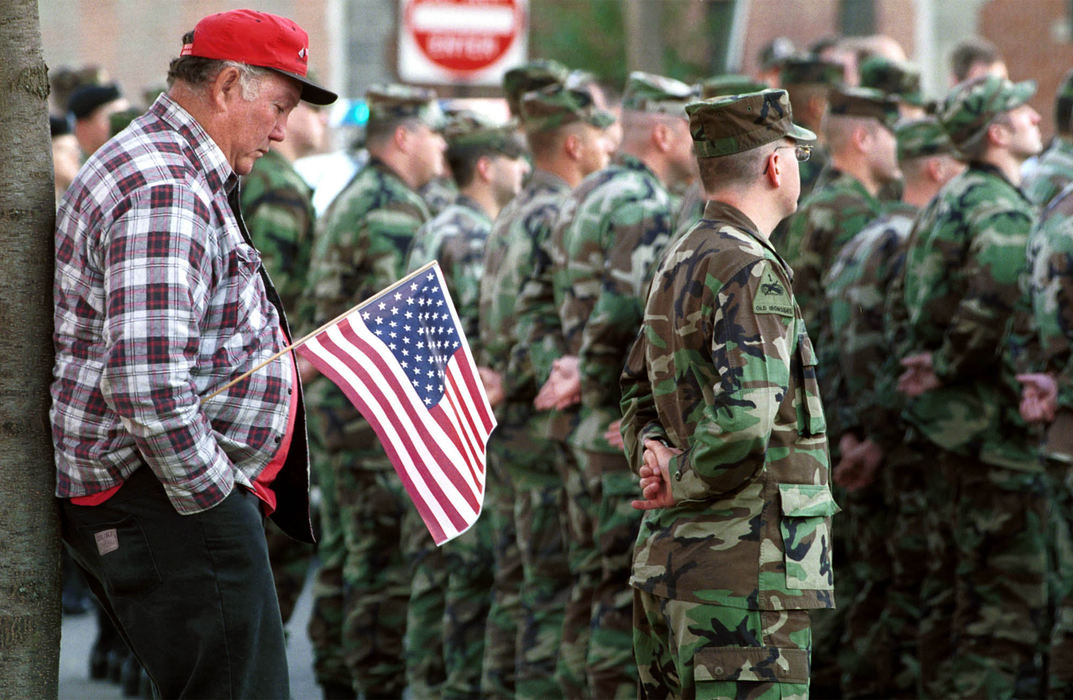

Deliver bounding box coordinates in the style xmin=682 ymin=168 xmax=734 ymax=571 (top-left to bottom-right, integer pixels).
xmin=51 ymin=93 xmax=294 ymax=515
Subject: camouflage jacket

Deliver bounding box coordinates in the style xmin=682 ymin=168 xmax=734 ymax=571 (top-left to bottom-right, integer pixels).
xmin=1022 ymin=137 xmax=1073 ymax=210
xmin=1028 ymin=182 xmax=1073 ymax=461
xmin=824 ymin=203 xmax=916 ymax=446
xmin=419 ymin=176 xmax=459 ymax=217
xmin=782 ymin=168 xmax=885 ymax=441
xmin=621 ymin=200 xmax=837 ymax=609
xmin=479 ymin=168 xmax=569 ymax=414
xmin=303 ymin=157 xmax=430 ymax=457
xmin=901 ymin=162 xmax=1039 ymax=470
xmin=240 ymin=149 xmax=315 ymax=325
xmin=782 ymin=168 xmax=885 ymax=330
xmin=554 ymin=153 xmax=674 ymax=452
xmin=407 ymin=194 xmax=492 ymax=345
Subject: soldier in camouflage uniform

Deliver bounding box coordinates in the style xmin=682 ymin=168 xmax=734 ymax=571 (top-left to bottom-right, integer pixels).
xmin=824 ymin=118 xmax=964 ymax=697
xmin=859 ymin=55 xmax=928 ymax=121
xmin=776 ymin=85 xmax=899 ymax=695
xmin=1024 ymin=170 xmax=1073 ymax=698
xmin=778 ymin=56 xmax=845 ymax=201
xmin=477 ymin=83 xmax=614 ymax=698
xmin=305 ymin=84 xmax=446 ymax=699
xmin=621 ymin=88 xmax=837 ymax=699
xmin=672 ymin=75 xmax=766 ymax=241
xmin=403 ymin=111 xmax=529 ymax=700
xmin=543 ymin=71 xmax=695 ymax=699
xmin=898 ymin=75 xmax=1047 ymax=698
xmin=1022 ymin=68 xmax=1073 ymax=209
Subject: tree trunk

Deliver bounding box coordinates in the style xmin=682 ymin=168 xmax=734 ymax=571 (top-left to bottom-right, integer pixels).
xmin=0 ymin=0 xmax=62 ymax=696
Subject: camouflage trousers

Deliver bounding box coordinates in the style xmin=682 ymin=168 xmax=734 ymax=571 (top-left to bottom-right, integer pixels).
xmin=557 ymin=443 xmax=600 ymax=700
xmin=481 ymin=430 xmax=522 ymax=698
xmin=402 ymin=506 xmax=446 ymax=698
xmin=442 ymin=509 xmax=494 ymax=699
xmin=515 ymin=476 xmax=571 ymax=700
xmin=633 ymin=588 xmax=812 ymax=699
xmin=879 ymin=442 xmax=929 ymax=696
xmin=1044 ymin=458 xmax=1073 ymax=697
xmin=306 ymin=450 xmax=351 ymax=692
xmin=338 ymin=459 xmax=411 ymax=700
xmin=835 ymin=465 xmax=893 ymax=697
xmin=919 ymin=450 xmax=1048 ymax=698
xmin=589 ymin=452 xmax=642 ymax=699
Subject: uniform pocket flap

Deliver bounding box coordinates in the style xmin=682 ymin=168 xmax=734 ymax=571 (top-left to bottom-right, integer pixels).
xmin=693 ymin=645 xmax=810 ymax=682
xmin=779 ymin=483 xmax=840 ymax=517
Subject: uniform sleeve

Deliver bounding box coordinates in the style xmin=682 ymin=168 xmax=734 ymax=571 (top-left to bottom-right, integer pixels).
xmin=932 ymin=207 xmax=1033 ymax=381
xmin=511 ymin=204 xmax=566 ymax=386
xmin=1031 ymin=216 xmax=1073 ymax=407
xmin=578 ymin=199 xmax=671 ymax=407
xmin=668 ymin=258 xmax=795 ymax=502
xmin=241 ymin=175 xmax=314 ymax=314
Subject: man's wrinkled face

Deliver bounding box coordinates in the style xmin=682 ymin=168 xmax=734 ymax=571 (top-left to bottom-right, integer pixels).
xmin=225 ymin=71 xmax=301 ymax=176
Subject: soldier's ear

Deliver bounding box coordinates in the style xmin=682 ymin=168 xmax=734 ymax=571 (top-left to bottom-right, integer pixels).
xmin=475 ymin=154 xmax=495 ymax=183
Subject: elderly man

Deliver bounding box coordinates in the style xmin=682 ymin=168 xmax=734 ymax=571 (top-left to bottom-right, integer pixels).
xmin=51 ymin=10 xmax=335 ymax=698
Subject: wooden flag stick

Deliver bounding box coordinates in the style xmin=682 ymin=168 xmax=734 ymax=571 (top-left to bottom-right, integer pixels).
xmin=201 ymin=261 xmax=439 ymax=405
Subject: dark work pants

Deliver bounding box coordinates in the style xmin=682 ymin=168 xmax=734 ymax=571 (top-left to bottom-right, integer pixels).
xmin=61 ymin=467 xmax=289 ymax=699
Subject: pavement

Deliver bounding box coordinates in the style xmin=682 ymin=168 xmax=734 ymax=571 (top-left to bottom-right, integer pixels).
xmin=58 ymin=568 xmax=321 ymax=700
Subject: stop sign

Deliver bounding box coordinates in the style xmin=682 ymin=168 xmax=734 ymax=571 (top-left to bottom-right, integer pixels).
xmin=398 ymin=0 xmax=528 ymax=85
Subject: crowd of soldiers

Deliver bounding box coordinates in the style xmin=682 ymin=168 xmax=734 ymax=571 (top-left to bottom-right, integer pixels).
xmin=233 ymin=31 xmax=1073 ymax=700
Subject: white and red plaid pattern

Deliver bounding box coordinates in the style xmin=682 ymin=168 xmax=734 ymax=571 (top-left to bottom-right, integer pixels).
xmin=51 ymin=93 xmax=294 ymax=514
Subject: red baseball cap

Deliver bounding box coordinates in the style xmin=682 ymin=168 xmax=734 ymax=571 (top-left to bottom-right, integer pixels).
xmin=181 ymin=9 xmax=337 ymax=105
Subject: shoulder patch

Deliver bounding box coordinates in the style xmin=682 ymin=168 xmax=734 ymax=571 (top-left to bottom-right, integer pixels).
xmin=753 ymin=262 xmax=795 ymax=317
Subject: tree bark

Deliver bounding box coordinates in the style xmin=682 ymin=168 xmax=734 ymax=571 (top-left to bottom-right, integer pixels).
xmin=0 ymin=0 xmax=62 ymax=696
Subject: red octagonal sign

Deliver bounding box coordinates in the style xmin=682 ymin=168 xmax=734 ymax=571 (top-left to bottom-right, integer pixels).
xmin=403 ymin=0 xmax=524 ymax=75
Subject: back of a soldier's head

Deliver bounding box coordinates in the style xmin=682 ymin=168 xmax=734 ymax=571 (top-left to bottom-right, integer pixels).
xmin=688 ymin=89 xmax=815 ymax=193
xmin=1056 ymin=69 xmax=1073 ymax=137
xmin=949 ymin=37 xmax=1008 ymax=85
xmin=822 ymin=87 xmax=899 ymax=152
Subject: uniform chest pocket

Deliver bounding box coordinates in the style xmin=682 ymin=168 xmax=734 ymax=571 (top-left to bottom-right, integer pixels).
xmin=795 ymin=332 xmax=827 ymax=437
xmin=779 ymin=483 xmax=839 ymax=590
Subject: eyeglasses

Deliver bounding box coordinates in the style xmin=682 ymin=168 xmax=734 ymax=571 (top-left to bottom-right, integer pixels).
xmin=763 ymin=144 xmax=811 ymax=174
xmin=775 ymin=144 xmax=812 ymax=162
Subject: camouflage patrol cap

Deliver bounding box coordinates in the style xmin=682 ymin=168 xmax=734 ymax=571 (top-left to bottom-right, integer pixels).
xmin=939 ymin=74 xmax=1036 ymax=148
xmin=760 ymin=36 xmax=795 ymax=70
xmin=502 ymin=59 xmax=570 ymax=115
xmin=686 ymin=89 xmax=816 ymax=158
xmin=365 ymin=83 xmax=445 ymax=129
xmin=895 ymin=117 xmax=956 ymax=161
xmin=859 ymin=56 xmax=924 ymax=106
xmin=827 ymin=86 xmax=900 ymax=130
xmin=700 ymin=74 xmax=768 ymax=99
xmin=520 ymin=84 xmax=616 ymax=134
xmin=620 ymin=71 xmax=697 ymax=115
xmin=442 ymin=110 xmax=526 ymax=159
xmin=779 ymin=56 xmax=844 ymax=87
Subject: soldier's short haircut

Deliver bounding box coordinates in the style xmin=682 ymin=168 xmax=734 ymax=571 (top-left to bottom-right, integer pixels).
xmin=525 ymin=121 xmax=583 ymax=157
xmin=949 ymin=37 xmax=1001 ymax=83
xmin=823 ymin=112 xmax=882 ymax=153
xmin=696 ymin=143 xmax=770 ymax=191
xmin=447 ymin=143 xmax=499 ymax=189
xmin=1057 ymin=95 xmax=1073 ymax=137
xmin=365 ymin=117 xmax=423 ymax=150
xmin=167 ymin=31 xmax=269 ymax=99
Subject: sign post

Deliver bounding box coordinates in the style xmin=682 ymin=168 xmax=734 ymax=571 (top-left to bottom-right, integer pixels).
xmin=398 ymin=0 xmax=528 ymax=85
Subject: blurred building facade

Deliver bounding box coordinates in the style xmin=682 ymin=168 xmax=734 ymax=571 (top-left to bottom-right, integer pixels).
xmin=38 ymin=0 xmax=1073 ymax=138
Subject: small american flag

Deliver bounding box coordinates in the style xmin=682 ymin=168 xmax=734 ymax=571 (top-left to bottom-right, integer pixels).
xmin=296 ymin=262 xmax=495 ymax=544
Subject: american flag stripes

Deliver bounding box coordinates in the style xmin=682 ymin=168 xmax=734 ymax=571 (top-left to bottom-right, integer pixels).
xmin=296 ymin=262 xmax=495 ymax=544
